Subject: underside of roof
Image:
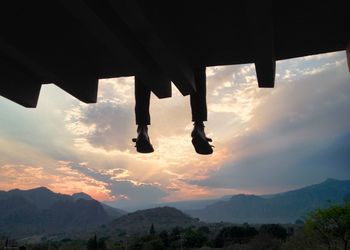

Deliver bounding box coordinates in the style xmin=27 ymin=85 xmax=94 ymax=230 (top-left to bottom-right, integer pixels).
xmin=0 ymin=0 xmax=349 ymax=107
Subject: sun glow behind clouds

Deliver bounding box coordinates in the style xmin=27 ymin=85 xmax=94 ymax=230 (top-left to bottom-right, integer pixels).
xmin=0 ymin=51 xmax=349 ymax=207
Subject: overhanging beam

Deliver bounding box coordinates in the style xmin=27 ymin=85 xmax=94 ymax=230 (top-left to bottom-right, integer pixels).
xmin=56 ymin=76 xmax=99 ymax=103
xmin=107 ymin=0 xmax=196 ymax=96
xmin=0 ymin=37 xmax=98 ymax=104
xmin=347 ymin=40 xmax=350 ymax=72
xmin=0 ymin=38 xmax=44 ymax=107
xmin=59 ymin=0 xmax=171 ymax=99
xmin=0 ymin=82 xmax=41 ymax=108
xmin=0 ymin=80 xmax=41 ymax=108
xmin=0 ymin=56 xmax=41 ymax=108
xmin=247 ymin=0 xmax=276 ymax=88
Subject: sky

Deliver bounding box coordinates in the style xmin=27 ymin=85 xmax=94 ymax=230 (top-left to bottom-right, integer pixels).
xmin=0 ymin=51 xmax=349 ymax=209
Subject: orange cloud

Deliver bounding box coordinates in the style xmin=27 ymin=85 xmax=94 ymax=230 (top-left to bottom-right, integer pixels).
xmin=0 ymin=163 xmax=115 ymax=202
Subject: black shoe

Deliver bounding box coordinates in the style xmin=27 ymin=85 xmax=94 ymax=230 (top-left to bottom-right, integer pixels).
xmin=191 ymin=122 xmax=213 ymax=155
xmin=132 ymin=126 xmax=154 ymax=153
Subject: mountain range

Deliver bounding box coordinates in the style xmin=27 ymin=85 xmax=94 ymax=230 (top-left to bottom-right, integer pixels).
xmin=1 ymin=178 xmax=349 ymax=238
xmin=0 ymin=187 xmax=125 ymax=237
xmin=186 ymin=178 xmax=350 ymax=223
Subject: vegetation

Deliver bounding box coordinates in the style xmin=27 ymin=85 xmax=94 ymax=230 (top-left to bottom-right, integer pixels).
xmin=3 ymin=202 xmax=349 ymax=250
xmin=304 ymin=202 xmax=350 ymax=250
xmin=214 ymin=224 xmax=258 ymax=247
xmin=87 ymin=235 xmax=108 ymax=250
xmin=8 ymin=224 xmax=287 ymax=250
xmin=282 ymin=202 xmax=350 ymax=250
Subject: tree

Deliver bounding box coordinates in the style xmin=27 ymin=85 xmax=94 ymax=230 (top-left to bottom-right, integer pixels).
xmin=159 ymin=230 xmax=169 ymax=247
xmin=169 ymin=227 xmax=183 ymax=249
xmin=128 ymin=236 xmax=164 ymax=250
xmin=245 ymin=233 xmax=281 ymax=250
xmin=97 ymin=238 xmax=107 ymax=250
xmin=197 ymin=226 xmax=210 ymax=234
xmin=183 ymin=228 xmax=207 ymax=248
xmin=305 ymin=202 xmax=350 ymax=250
xmin=87 ymin=235 xmax=98 ymax=250
xmin=149 ymin=223 xmax=155 ymax=236
xmin=295 ymin=219 xmax=304 ymax=225
xmin=281 ymin=229 xmax=321 ymax=250
xmin=142 ymin=238 xmax=164 ymax=250
xmin=87 ymin=235 xmax=107 ymax=250
xmin=214 ymin=225 xmax=258 ymax=247
xmin=260 ymin=224 xmax=288 ymax=240
xmin=169 ymin=226 xmax=182 ymax=242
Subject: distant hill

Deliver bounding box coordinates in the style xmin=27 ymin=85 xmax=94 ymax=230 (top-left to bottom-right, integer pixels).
xmin=5 ymin=187 xmax=70 ymax=210
xmin=156 ymin=198 xmax=222 ymax=211
xmin=187 ymin=178 xmax=350 ymax=223
xmin=101 ymin=203 xmax=127 ymax=219
xmin=71 ymin=191 xmax=126 ymax=218
xmin=107 ymin=207 xmax=201 ymax=234
xmin=0 ymin=187 xmax=125 ymax=237
xmin=72 ymin=192 xmax=94 ymax=201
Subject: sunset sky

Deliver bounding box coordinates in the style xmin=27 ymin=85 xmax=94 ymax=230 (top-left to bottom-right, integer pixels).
xmin=0 ymin=51 xmax=349 ymax=209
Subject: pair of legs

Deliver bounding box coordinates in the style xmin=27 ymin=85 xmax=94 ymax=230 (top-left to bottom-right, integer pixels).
xmin=133 ymin=67 xmax=213 ymax=154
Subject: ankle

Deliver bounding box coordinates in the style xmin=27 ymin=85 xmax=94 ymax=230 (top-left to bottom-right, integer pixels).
xmin=137 ymin=125 xmax=148 ymax=133
xmin=193 ymin=121 xmax=204 ymax=128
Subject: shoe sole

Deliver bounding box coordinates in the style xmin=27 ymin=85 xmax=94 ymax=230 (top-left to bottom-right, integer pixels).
xmin=192 ymin=137 xmax=213 ymax=155
xmin=136 ymin=138 xmax=154 ymax=153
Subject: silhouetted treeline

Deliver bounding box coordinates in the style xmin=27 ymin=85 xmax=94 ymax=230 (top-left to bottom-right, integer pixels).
xmin=2 ymin=202 xmax=349 ymax=250
xmin=0 ymin=223 xmax=289 ymax=250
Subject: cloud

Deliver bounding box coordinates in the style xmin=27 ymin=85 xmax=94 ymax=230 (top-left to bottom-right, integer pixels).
xmin=68 ymin=162 xmax=168 ymax=207
xmin=98 ymin=77 xmax=134 ymax=105
xmin=192 ymin=52 xmax=350 ymax=193
xmin=64 ymin=78 xmax=136 ymax=152
xmin=1 ymin=51 xmax=349 ymax=205
xmin=65 ymin=77 xmax=193 ymax=153
xmin=0 ymin=163 xmax=113 ymax=201
xmin=0 ymin=161 xmax=168 ymax=205
xmin=0 ymin=85 xmax=80 ymax=161
xmin=78 ymin=101 xmax=134 ymax=151
xmin=194 ymin=132 xmax=350 ymax=192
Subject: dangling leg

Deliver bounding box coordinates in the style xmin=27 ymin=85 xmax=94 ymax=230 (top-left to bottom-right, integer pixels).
xmin=133 ymin=75 xmax=154 ymax=153
xmin=190 ymin=67 xmax=213 ymax=155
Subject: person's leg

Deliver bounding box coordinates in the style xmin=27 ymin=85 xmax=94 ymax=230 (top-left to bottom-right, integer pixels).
xmin=133 ymin=75 xmax=154 ymax=153
xmin=190 ymin=67 xmax=207 ymax=123
xmin=135 ymin=75 xmax=151 ymax=126
xmin=190 ymin=67 xmax=213 ymax=155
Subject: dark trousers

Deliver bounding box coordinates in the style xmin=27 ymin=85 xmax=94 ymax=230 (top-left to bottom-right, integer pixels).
xmin=135 ymin=68 xmax=207 ymax=125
